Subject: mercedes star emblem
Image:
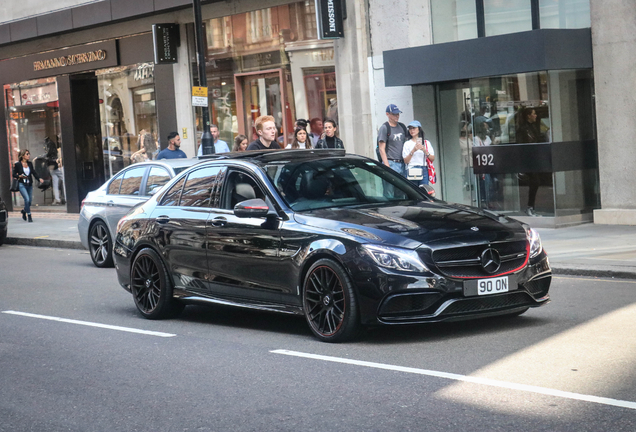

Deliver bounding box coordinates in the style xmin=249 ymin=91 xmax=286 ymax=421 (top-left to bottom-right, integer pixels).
xmin=471 ymin=227 xmax=479 ymax=231
xmin=480 ymin=248 xmax=501 ymax=274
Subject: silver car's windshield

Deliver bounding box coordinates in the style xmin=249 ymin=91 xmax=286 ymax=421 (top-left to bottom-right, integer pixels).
xmin=263 ymin=158 xmax=427 ymax=211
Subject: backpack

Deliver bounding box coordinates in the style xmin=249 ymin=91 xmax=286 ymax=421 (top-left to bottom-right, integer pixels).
xmin=376 ymin=121 xmax=408 ymax=161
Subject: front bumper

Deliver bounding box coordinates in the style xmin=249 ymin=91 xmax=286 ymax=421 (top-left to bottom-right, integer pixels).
xmin=353 ymin=252 xmax=551 ymax=326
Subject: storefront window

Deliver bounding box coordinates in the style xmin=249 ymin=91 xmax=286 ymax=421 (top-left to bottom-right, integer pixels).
xmin=431 ymin=0 xmax=478 ymax=44
xmin=433 ymin=69 xmax=598 ymax=219
xmin=96 ymin=63 xmax=157 ymax=179
xmin=484 ymin=0 xmax=533 ymax=37
xmin=540 ymin=0 xmax=590 ymax=29
xmin=202 ymin=1 xmax=334 ymax=149
xmin=4 ymin=78 xmax=64 ymax=208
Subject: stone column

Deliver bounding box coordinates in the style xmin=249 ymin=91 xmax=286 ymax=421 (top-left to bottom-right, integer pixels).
xmin=592 ymin=0 xmax=636 ymax=224
xmin=333 ymin=0 xmax=374 ymax=157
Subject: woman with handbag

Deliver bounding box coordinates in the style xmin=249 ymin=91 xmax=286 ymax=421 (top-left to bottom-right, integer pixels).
xmin=402 ymin=120 xmax=435 ymax=187
xmin=13 ymin=149 xmax=43 ymax=222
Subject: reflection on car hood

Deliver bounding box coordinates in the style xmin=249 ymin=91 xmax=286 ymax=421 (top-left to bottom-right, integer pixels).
xmin=294 ymin=201 xmax=526 ymax=249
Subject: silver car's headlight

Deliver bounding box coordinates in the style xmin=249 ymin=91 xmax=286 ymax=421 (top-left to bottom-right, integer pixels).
xmin=360 ymin=244 xmax=428 ymax=273
xmin=526 ymin=227 xmax=543 ymax=258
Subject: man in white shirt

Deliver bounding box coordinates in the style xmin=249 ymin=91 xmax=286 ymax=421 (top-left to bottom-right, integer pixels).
xmin=197 ymin=124 xmax=230 ymax=156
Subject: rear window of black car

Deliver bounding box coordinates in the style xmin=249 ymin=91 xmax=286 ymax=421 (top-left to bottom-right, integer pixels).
xmin=161 ymin=177 xmax=186 ymax=206
xmin=264 ymin=158 xmax=426 ymax=211
xmin=179 ymin=166 xmax=223 ymax=207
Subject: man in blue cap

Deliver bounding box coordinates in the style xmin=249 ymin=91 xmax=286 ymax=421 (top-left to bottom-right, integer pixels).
xmin=377 ymin=104 xmax=408 ymax=195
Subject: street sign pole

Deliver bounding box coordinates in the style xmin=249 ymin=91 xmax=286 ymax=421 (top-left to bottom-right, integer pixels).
xmin=192 ymin=0 xmax=214 ymax=155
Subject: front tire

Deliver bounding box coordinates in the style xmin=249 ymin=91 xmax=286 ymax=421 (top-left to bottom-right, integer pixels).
xmin=89 ymin=221 xmax=113 ymax=268
xmin=303 ymin=259 xmax=360 ymax=342
xmin=131 ymin=248 xmax=184 ymax=319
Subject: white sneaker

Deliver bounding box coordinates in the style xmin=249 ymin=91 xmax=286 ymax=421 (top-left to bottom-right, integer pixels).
xmin=52 ymin=199 xmax=61 ymax=205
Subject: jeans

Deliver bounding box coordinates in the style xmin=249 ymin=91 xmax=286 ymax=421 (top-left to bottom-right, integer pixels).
xmin=49 ymin=166 xmax=65 ymax=202
xmin=407 ymin=165 xmax=429 ymax=187
xmin=18 ymin=183 xmax=33 ymax=214
xmin=388 ymin=160 xmax=406 ymax=177
xmin=384 ymin=160 xmax=405 ymax=198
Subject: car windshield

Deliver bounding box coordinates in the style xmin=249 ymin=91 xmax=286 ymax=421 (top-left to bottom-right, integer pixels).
xmin=263 ymin=158 xmax=428 ymax=211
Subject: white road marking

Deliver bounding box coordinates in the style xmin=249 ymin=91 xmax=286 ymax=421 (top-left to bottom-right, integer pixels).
xmin=2 ymin=310 xmax=176 ymax=338
xmin=271 ymin=349 xmax=636 ymax=411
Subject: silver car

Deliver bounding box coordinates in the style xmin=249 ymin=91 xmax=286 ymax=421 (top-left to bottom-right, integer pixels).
xmin=79 ymin=158 xmax=200 ymax=267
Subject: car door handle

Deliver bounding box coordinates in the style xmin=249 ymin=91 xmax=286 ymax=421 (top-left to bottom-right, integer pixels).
xmin=211 ymin=217 xmax=227 ymax=227
xmin=156 ymin=215 xmax=170 ymax=224
xmin=107 ymin=200 xmax=115 ymax=207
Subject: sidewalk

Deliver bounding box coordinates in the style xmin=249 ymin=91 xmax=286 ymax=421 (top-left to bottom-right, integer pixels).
xmin=4 ymin=212 xmax=636 ymax=279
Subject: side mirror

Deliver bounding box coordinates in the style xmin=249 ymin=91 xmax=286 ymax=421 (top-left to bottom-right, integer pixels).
xmin=419 ymin=184 xmax=436 ymax=198
xmin=234 ymin=198 xmax=270 ymax=218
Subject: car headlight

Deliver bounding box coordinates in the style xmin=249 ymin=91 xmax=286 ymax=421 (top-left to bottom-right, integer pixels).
xmin=360 ymin=244 xmax=428 ymax=273
xmin=526 ymin=227 xmax=543 ymax=258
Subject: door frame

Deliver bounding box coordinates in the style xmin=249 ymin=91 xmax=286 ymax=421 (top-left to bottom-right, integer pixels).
xmin=234 ymin=68 xmax=288 ymax=146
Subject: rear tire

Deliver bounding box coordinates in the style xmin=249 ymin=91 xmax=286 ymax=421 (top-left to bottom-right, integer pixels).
xmin=0 ymin=228 xmax=6 ymax=246
xmin=302 ymin=258 xmax=360 ymax=342
xmin=131 ymin=248 xmax=184 ymax=319
xmin=89 ymin=221 xmax=113 ymax=268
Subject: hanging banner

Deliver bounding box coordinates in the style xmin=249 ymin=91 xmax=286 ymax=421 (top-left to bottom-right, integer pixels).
xmin=317 ymin=0 xmax=344 ymax=39
xmin=152 ymin=24 xmax=179 ymax=64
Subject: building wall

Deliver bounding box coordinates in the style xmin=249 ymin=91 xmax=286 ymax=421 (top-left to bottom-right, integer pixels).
xmin=367 ymin=0 xmax=432 ymax=143
xmin=0 ymin=0 xmax=96 ymax=22
xmin=591 ymin=0 xmax=636 ymax=223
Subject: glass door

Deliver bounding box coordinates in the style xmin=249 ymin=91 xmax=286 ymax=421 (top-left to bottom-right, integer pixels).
xmin=237 ymin=71 xmax=288 ymax=145
xmin=438 ymin=82 xmax=478 ymax=206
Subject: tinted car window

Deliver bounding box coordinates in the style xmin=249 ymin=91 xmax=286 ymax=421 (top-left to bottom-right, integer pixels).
xmin=119 ymin=166 xmax=147 ymax=196
xmin=220 ymin=171 xmax=266 ymax=210
xmin=107 ymin=172 xmax=124 ymax=195
xmin=265 ymin=159 xmax=424 ymax=211
xmin=145 ymin=166 xmax=171 ymax=196
xmin=179 ymin=166 xmax=223 ymax=208
xmin=161 ymin=177 xmax=186 ymax=206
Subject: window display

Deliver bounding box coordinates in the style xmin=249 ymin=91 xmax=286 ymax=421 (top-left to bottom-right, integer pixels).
xmin=96 ymin=63 xmax=157 ymax=180
xmin=201 ymin=1 xmax=336 ymax=149
xmin=4 ymin=78 xmax=64 ymax=209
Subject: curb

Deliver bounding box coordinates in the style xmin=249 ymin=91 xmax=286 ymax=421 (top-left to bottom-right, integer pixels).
xmin=5 ymin=237 xmax=85 ymax=250
xmin=551 ymin=266 xmax=636 ymax=280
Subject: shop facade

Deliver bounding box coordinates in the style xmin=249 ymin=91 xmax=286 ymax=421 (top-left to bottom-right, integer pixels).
xmin=380 ymin=1 xmax=600 ymax=227
xmin=0 ymin=0 xmax=352 ymax=213
xmin=0 ymin=33 xmax=176 ymax=213
xmin=198 ymin=1 xmax=338 ymax=149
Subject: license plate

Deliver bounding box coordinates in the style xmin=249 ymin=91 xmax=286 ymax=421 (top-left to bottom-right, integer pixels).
xmin=476 ymin=276 xmax=509 ymax=296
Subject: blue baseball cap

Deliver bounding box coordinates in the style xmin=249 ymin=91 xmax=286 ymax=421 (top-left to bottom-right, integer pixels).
xmin=386 ymin=104 xmax=402 ymax=114
xmin=407 ymin=120 xmax=422 ymax=128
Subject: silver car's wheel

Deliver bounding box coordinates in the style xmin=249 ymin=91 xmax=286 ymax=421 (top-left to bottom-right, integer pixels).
xmin=89 ymin=221 xmax=113 ymax=268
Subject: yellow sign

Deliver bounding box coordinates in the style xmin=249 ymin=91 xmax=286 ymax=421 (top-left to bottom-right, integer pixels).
xmin=192 ymin=86 xmax=208 ymax=97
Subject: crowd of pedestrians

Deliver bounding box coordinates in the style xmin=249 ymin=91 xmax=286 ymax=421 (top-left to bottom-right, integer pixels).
xmin=124 ymin=103 xmax=435 ymax=189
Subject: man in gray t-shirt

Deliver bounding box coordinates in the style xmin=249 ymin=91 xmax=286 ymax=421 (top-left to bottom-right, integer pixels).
xmin=377 ymin=104 xmax=407 ymax=177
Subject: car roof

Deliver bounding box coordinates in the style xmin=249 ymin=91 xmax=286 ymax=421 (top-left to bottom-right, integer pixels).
xmin=146 ymin=157 xmax=201 ymax=168
xmin=197 ymin=149 xmax=349 ymax=164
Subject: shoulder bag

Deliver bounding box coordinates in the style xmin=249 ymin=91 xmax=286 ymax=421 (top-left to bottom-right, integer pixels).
xmin=10 ymin=178 xmax=20 ymax=192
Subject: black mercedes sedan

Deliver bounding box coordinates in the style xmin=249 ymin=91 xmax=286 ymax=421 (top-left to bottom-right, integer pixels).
xmin=113 ymin=149 xmax=551 ymax=342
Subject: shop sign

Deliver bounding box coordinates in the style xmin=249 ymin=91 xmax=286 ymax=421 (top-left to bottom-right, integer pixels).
xmin=317 ymin=0 xmax=344 ymax=39
xmin=153 ymin=24 xmax=179 ymax=64
xmin=192 ymin=86 xmax=208 ymax=107
xmin=18 ymin=40 xmax=118 ymax=80
xmin=33 ymin=50 xmax=107 ymax=72
xmin=134 ymin=64 xmax=154 ymax=81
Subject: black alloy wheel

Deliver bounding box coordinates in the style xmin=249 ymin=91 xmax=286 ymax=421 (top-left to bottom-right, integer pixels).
xmin=131 ymin=248 xmax=184 ymax=319
xmin=89 ymin=221 xmax=113 ymax=268
xmin=303 ymin=258 xmax=360 ymax=342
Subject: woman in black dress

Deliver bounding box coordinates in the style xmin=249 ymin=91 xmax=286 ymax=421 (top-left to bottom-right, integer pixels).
xmin=13 ymin=149 xmax=43 ymax=222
